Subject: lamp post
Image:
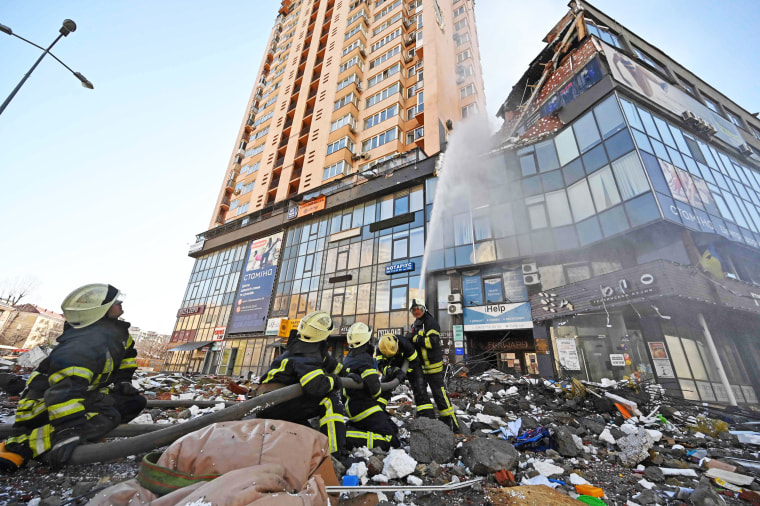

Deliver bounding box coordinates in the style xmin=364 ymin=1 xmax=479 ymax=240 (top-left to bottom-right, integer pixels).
xmin=0 ymin=19 xmax=93 ymax=117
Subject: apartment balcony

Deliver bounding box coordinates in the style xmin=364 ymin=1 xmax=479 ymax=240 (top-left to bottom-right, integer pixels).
xmin=294 ymin=146 xmax=307 ymax=159
xmin=274 ymin=156 xmax=285 ymax=168
xmin=283 ymin=117 xmax=294 ymax=129
xmin=269 ymin=177 xmax=281 ymax=188
xmin=220 ymin=195 xmax=231 ymax=208
xmin=290 ymin=168 xmax=302 ymax=180
xmin=303 ymin=106 xmax=314 ymax=118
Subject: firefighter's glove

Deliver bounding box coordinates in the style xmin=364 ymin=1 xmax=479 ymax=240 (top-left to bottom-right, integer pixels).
xmin=346 ymin=372 xmax=363 ymax=386
xmin=47 ymin=428 xmax=81 ymax=469
xmin=328 ymin=374 xmax=342 ymax=392
xmin=391 ymin=368 xmax=406 ymax=382
xmin=116 ymin=382 xmax=140 ymax=396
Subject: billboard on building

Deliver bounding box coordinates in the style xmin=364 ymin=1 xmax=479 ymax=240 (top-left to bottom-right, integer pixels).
xmin=602 ymin=41 xmax=745 ymax=150
xmin=227 ymin=232 xmax=284 ymax=334
xmin=463 ymin=303 xmax=533 ymax=331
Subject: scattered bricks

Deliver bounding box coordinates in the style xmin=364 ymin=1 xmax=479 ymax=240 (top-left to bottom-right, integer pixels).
xmin=494 ymin=469 xmax=516 ymax=487
xmin=704 ymin=459 xmax=737 ymax=473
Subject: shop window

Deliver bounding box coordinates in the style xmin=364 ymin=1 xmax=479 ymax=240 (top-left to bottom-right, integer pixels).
xmin=582 ymin=144 xmax=608 ymax=174
xmin=535 ymin=139 xmax=560 ymax=172
xmin=527 ymin=195 xmax=548 ymax=229
xmin=542 ymin=170 xmax=565 ymax=192
xmin=522 ymin=175 xmax=543 ymax=196
xmin=546 ymin=189 xmax=573 ymax=227
xmin=562 ymin=158 xmax=585 ymax=186
xmin=604 ymin=129 xmax=635 ymax=161
xmin=519 ymin=150 xmax=537 ymax=176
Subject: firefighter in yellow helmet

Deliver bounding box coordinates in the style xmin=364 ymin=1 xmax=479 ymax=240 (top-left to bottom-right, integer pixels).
xmin=0 ymin=284 xmax=146 ymax=472
xmin=376 ymin=333 xmax=434 ymax=418
xmin=342 ymin=323 xmax=399 ymax=451
xmin=407 ymin=298 xmax=461 ymax=432
xmin=256 ymin=311 xmax=348 ymax=459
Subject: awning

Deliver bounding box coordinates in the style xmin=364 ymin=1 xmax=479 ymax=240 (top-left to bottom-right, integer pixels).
xmin=168 ymin=341 xmax=213 ymax=352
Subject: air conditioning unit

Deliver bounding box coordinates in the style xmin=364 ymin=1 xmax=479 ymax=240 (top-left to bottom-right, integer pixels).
xmin=447 ymin=303 xmax=463 ymax=315
xmin=234 ymin=189 xmax=242 ymax=195
xmin=681 ymin=110 xmax=697 ymax=122
xmin=523 ymin=273 xmax=541 ymax=286
xmin=361 ymin=151 xmax=371 ymax=159
xmin=522 ymin=263 xmax=538 ymax=275
xmin=447 ymin=293 xmax=462 ymax=303
xmin=739 ymin=143 xmax=753 ymax=156
xmin=349 ymin=126 xmax=357 ymax=135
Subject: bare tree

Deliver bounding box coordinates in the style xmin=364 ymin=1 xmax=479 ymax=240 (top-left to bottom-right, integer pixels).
xmin=0 ymin=275 xmax=40 ymax=305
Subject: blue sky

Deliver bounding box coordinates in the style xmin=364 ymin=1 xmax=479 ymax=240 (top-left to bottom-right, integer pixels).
xmin=0 ymin=1 xmax=758 ymax=334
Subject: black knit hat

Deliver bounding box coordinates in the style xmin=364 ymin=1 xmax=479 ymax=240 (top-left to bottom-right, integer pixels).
xmin=101 ymin=284 xmax=119 ymax=305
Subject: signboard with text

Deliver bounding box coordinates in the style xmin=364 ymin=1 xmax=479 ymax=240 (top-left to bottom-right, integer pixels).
xmin=228 ymin=232 xmax=284 ymax=333
xmin=385 ymin=262 xmax=415 ymax=275
xmin=463 ymin=302 xmax=533 ymax=331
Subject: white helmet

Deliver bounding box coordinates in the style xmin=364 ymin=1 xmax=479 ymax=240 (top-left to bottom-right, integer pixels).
xmin=297 ymin=310 xmax=334 ymax=342
xmin=347 ymin=322 xmax=372 ymax=348
xmin=61 ymin=284 xmax=123 ymax=329
xmin=408 ymin=298 xmax=427 ymax=314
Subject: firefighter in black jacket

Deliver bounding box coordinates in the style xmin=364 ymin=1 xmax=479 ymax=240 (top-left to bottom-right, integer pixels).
xmin=0 ymin=284 xmax=146 ymax=472
xmin=257 ymin=311 xmax=348 ymax=458
xmin=407 ymin=298 xmax=461 ymax=432
xmin=376 ymin=333 xmax=434 ymax=418
xmin=342 ymin=323 xmax=399 ymax=451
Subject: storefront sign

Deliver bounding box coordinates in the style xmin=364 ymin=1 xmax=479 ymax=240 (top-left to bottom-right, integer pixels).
xmin=329 ymin=227 xmax=362 ymax=242
xmin=556 ymin=338 xmax=581 ymax=371
xmin=652 ymin=359 xmax=675 ymax=378
xmin=170 ymin=329 xmax=197 ymax=342
xmin=453 ymin=325 xmax=464 ymax=342
xmin=287 ymin=207 xmax=299 ymax=220
xmin=176 ymin=305 xmax=206 ymax=317
xmin=212 ymin=327 xmax=226 ymax=341
xmin=376 ymin=327 xmax=404 ymax=338
xmin=298 ymin=195 xmax=327 ymax=218
xmin=385 ymin=262 xmax=415 ymax=275
xmin=278 ymin=318 xmax=300 ymax=338
xmin=462 ymin=275 xmax=483 ymax=306
xmin=481 ymin=338 xmax=533 ymax=351
xmin=535 ymin=338 xmax=549 ymax=353
xmin=211 ymin=342 xmax=223 ymax=351
xmin=609 ymin=354 xmax=625 ymax=367
xmin=188 ymin=238 xmax=205 ymax=254
xmin=228 ymin=232 xmax=284 ymax=334
xmin=591 ymin=274 xmax=657 ymax=305
xmin=454 ymin=348 xmax=464 ymax=355
xmin=454 ymin=341 xmax=464 ymax=349
xmin=266 ymin=318 xmax=281 ymax=336
xmin=463 ymin=302 xmax=533 ymax=331
xmin=534 ymin=56 xmax=603 ymax=127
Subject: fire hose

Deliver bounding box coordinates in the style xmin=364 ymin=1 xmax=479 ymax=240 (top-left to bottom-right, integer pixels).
xmin=65 ymin=362 xmax=409 ymax=465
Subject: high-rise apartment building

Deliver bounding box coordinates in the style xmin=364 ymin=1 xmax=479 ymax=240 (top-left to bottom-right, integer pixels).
xmin=164 ymin=0 xmax=485 ymax=375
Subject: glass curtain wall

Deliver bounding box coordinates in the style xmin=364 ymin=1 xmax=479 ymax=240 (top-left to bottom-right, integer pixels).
xmin=273 ymin=184 xmax=426 ymax=334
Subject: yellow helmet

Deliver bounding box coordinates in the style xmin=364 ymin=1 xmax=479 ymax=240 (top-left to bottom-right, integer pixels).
xmin=377 ymin=334 xmax=399 ymax=357
xmin=61 ymin=284 xmax=123 ymax=329
xmin=347 ymin=322 xmax=372 ymax=348
xmin=297 ymin=310 xmax=333 ymax=342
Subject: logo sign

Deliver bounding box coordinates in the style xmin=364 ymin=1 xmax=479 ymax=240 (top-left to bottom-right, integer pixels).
xmin=228 ymin=232 xmax=284 ymax=334
xmin=385 ymin=262 xmax=415 ymax=275
xmin=287 ymin=207 xmax=299 ymax=220
xmin=454 ymin=348 xmax=464 ymax=355
xmin=278 ymin=318 xmax=300 ymax=338
xmin=298 ymin=195 xmax=326 ymax=218
xmin=188 ymin=238 xmax=205 ymax=254
xmin=176 ymin=305 xmax=205 ymax=317
xmin=376 ymin=328 xmax=404 ymax=338
xmin=463 ymin=303 xmax=533 ymax=331
xmin=212 ymin=327 xmax=226 ymax=341
xmin=591 ymin=275 xmax=657 ymax=305
xmin=609 ymin=354 xmax=625 ymax=367
xmin=266 ymin=318 xmax=281 ymax=335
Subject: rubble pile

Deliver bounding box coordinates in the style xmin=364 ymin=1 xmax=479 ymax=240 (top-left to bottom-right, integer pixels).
xmin=1 ymin=369 xmax=760 ymax=505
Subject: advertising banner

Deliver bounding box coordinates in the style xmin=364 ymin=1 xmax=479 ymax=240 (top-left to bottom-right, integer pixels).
xmin=602 ymin=41 xmax=745 ymax=150
xmin=463 ymin=302 xmax=533 ymax=331
xmin=556 ymin=338 xmax=581 ymax=371
xmin=228 ymin=232 xmax=284 ymax=334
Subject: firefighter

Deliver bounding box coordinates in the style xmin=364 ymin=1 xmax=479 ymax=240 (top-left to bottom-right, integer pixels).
xmin=256 ymin=311 xmax=348 ymax=459
xmin=376 ymin=333 xmax=434 ymax=419
xmin=0 ymin=284 xmax=146 ymax=472
xmin=342 ymin=323 xmax=399 ymax=451
xmin=407 ymin=298 xmax=461 ymax=432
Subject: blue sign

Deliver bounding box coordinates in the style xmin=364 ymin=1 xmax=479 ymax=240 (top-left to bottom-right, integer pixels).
xmin=462 ymin=275 xmax=482 ymax=306
xmin=385 ymin=262 xmax=415 ymax=275
xmin=228 ymin=232 xmax=283 ymax=333
xmin=454 ymin=348 xmax=464 ymax=355
xmin=538 ymin=57 xmax=603 ymax=120
xmin=463 ymin=303 xmax=533 ymax=331
xmin=287 ymin=207 xmax=298 ymax=220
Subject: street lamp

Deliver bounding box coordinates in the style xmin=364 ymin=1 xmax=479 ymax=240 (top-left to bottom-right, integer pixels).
xmin=0 ymin=19 xmax=93 ymax=117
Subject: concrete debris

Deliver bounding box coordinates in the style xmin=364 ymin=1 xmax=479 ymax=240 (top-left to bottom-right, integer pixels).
xmin=3 ymin=367 xmax=760 ymax=505
xmin=382 ymin=449 xmax=417 ymax=479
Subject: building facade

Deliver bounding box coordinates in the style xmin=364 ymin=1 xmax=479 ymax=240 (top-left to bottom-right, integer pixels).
xmin=0 ymin=304 xmax=65 ymax=349
xmin=424 ymin=1 xmax=760 ymax=405
xmin=165 ymin=0 xmax=485 ymax=375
